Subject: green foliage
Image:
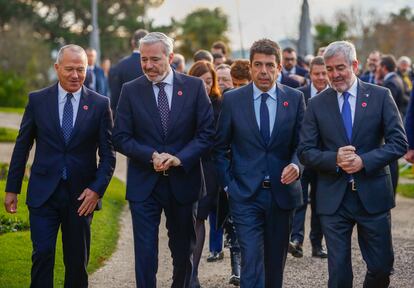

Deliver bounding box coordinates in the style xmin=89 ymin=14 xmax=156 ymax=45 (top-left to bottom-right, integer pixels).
xmin=314 ymin=21 xmax=348 ymax=49
xmin=176 ymin=8 xmax=230 ymax=60
xmin=397 ymin=183 xmax=414 ymax=198
xmin=0 ymin=127 xmax=19 ymax=143
xmin=0 ymin=107 xmax=24 ymax=115
xmin=0 ymin=71 xmax=27 ymax=107
xmin=0 ymin=215 xmax=30 ymax=234
xmin=0 ymin=178 xmax=127 ymax=287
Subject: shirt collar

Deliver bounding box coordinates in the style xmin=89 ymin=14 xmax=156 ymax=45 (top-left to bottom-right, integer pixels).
xmin=311 ymin=82 xmax=329 ymax=96
xmin=58 ymin=82 xmax=82 ymax=103
xmin=384 ymin=72 xmax=395 ymax=81
xmin=152 ymin=68 xmax=174 ymax=86
xmin=283 ymin=66 xmax=296 ymax=75
xmin=336 ymin=76 xmax=358 ymax=99
xmin=252 ymin=82 xmax=277 ymax=101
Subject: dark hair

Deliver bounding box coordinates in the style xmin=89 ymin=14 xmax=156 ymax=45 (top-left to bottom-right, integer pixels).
xmin=211 ymin=41 xmax=228 ymax=55
xmin=380 ymin=55 xmax=397 ymax=72
xmin=249 ymin=39 xmax=281 ymax=65
xmin=131 ymin=29 xmax=149 ymax=48
xmin=212 ymin=53 xmax=224 ymax=60
xmin=282 ymin=47 xmax=296 ymax=54
xmin=309 ymin=56 xmax=325 ymax=72
xmin=193 ymin=50 xmax=213 ymax=63
xmin=230 ymin=59 xmax=251 ymax=81
xmin=188 ymin=61 xmax=221 ymax=98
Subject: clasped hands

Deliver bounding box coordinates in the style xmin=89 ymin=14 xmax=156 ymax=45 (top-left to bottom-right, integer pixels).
xmin=337 ymin=145 xmax=364 ymax=174
xmin=152 ymin=152 xmax=181 ymax=172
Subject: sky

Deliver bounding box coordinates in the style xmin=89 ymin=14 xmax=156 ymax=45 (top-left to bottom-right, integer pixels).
xmin=147 ymin=0 xmax=414 ymax=51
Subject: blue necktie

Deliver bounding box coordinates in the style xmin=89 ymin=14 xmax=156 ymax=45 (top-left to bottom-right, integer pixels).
xmin=156 ymin=82 xmax=170 ymax=136
xmin=341 ymin=91 xmax=352 ymax=141
xmin=260 ymin=93 xmax=270 ymax=144
xmin=61 ymin=93 xmax=73 ymax=179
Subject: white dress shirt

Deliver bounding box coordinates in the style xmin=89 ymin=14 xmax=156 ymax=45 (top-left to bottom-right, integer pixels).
xmin=152 ymin=69 xmax=174 ymax=109
xmin=337 ymin=77 xmax=358 ymax=124
xmin=310 ymin=83 xmax=329 ymax=98
xmin=58 ymin=83 xmax=81 ymax=126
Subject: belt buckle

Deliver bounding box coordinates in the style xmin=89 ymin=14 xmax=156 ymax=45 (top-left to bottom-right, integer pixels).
xmin=162 ymin=170 xmax=169 ymax=176
xmin=262 ymin=180 xmax=271 ymax=189
xmin=351 ymin=181 xmax=356 ymax=191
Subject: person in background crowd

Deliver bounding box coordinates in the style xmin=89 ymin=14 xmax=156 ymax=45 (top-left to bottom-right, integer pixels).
xmin=187 ymin=60 xmax=223 ymax=288
xmin=112 ymin=32 xmax=215 ymax=288
xmin=194 ymin=49 xmax=213 ymax=63
xmin=282 ymin=47 xmax=308 ymax=86
xmin=404 ymin=88 xmax=414 ymax=163
xmin=214 ymin=38 xmax=304 ymax=287
xmin=101 ymin=58 xmax=111 ymax=78
xmin=298 ymin=40 xmax=407 ymax=288
xmin=85 ymin=48 xmax=108 ymax=96
xmin=172 ymin=53 xmax=186 ymax=73
xmin=211 ymin=41 xmax=228 ymax=58
xmin=4 ymin=44 xmax=116 ymax=288
xmin=289 ymin=56 xmax=329 ymax=259
xmin=108 ymin=29 xmax=148 ymax=114
xmin=213 ymin=53 xmax=226 ymax=68
xmin=216 ymin=64 xmax=234 ymax=94
xmin=317 ymin=46 xmax=326 ymax=56
xmin=230 ymin=59 xmax=251 ymax=88
xmin=359 ymin=50 xmax=381 ymax=84
xmin=397 ymin=56 xmax=414 ymax=98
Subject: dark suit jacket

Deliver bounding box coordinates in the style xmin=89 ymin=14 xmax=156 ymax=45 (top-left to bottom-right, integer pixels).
xmin=405 ymin=89 xmax=414 ymax=149
xmin=281 ymin=72 xmax=300 ymax=88
xmin=383 ymin=73 xmax=408 ymax=115
xmin=112 ymin=72 xmax=215 ymax=204
xmin=214 ymin=83 xmax=305 ymax=209
xmin=359 ymin=71 xmax=375 ymax=84
xmin=109 ymin=52 xmax=144 ymax=112
xmin=297 ymin=85 xmax=311 ymax=105
xmin=6 ymin=83 xmax=116 ymax=208
xmin=294 ymin=65 xmax=308 ymax=77
xmin=85 ymin=65 xmax=108 ymax=96
xmin=298 ymin=79 xmax=408 ymax=215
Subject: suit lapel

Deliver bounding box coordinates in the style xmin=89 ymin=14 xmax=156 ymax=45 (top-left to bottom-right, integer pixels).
xmin=47 ymin=83 xmax=66 ymax=145
xmin=351 ymin=80 xmax=370 ymax=141
xmin=325 ymin=88 xmax=350 ymax=144
xmin=67 ymin=86 xmax=91 ymax=145
xmin=166 ymin=72 xmax=186 ymax=139
xmin=244 ymin=83 xmax=266 ymax=147
xmin=269 ymin=84 xmax=286 ymax=146
xmin=141 ymin=78 xmax=165 ymax=138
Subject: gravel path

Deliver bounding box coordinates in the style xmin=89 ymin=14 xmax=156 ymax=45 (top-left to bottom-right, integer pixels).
xmin=1 ymin=112 xmax=413 ymax=287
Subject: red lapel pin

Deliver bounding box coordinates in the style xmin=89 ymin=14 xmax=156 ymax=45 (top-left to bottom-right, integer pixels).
xmin=177 ymin=90 xmax=183 ymax=96
xmin=283 ymin=101 xmax=289 ymax=107
xmin=361 ymin=102 xmax=367 ymax=108
xmin=83 ymin=105 xmax=89 ymax=110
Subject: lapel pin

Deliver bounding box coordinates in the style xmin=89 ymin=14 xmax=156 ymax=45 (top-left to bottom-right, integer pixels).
xmin=83 ymin=105 xmax=89 ymax=110
xmin=362 ymin=102 xmax=367 ymax=108
xmin=365 ymin=93 xmax=369 ymax=97
xmin=177 ymin=90 xmax=183 ymax=96
xmin=283 ymin=101 xmax=289 ymax=107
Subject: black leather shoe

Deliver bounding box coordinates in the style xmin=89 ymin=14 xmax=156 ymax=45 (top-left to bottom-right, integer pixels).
xmin=312 ymin=246 xmax=328 ymax=258
xmin=288 ymin=240 xmax=303 ymax=258
xmin=207 ymin=251 xmax=224 ymax=262
xmin=229 ymin=250 xmax=241 ymax=286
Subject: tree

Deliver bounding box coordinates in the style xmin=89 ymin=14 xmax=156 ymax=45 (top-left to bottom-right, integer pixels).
xmin=175 ymin=8 xmax=230 ymax=60
xmin=314 ymin=21 xmax=348 ymax=50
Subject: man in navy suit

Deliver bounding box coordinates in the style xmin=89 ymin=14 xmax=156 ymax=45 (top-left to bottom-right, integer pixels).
xmin=289 ymin=56 xmax=329 ymax=259
xmin=112 ymin=32 xmax=215 ymax=287
xmin=404 ymin=88 xmax=414 ymax=163
xmin=4 ymin=44 xmax=116 ymax=288
xmin=359 ymin=50 xmax=381 ymax=84
xmin=214 ymin=39 xmax=304 ymax=287
xmin=108 ymin=29 xmax=148 ymax=114
xmin=298 ymin=41 xmax=407 ymax=288
xmin=282 ymin=47 xmax=308 ymax=86
xmin=85 ymin=48 xmax=108 ymax=96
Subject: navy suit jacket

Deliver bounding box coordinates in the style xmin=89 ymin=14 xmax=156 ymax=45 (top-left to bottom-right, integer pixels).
xmin=6 ymin=83 xmax=116 ymax=208
xmin=112 ymin=72 xmax=215 ymax=204
xmin=280 ymin=72 xmax=300 ymax=88
xmin=298 ymin=79 xmax=408 ymax=215
xmin=109 ymin=52 xmax=143 ymax=112
xmin=405 ymin=89 xmax=414 ymax=149
xmin=214 ymin=83 xmax=305 ymax=209
xmin=85 ymin=65 xmax=108 ymax=96
xmin=294 ymin=65 xmax=308 ymax=77
xmin=297 ymin=85 xmax=311 ymax=105
xmin=383 ymin=73 xmax=408 ymax=115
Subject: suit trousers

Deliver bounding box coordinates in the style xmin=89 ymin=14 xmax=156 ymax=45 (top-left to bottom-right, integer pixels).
xmin=28 ymin=180 xmax=92 ymax=288
xmin=129 ymin=176 xmax=196 ymax=288
xmin=291 ymin=168 xmax=324 ymax=247
xmin=320 ymin=187 xmax=394 ymax=288
xmin=229 ymin=187 xmax=293 ymax=288
xmin=208 ymin=211 xmax=223 ymax=253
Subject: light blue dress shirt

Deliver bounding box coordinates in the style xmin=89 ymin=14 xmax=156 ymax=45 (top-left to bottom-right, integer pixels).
xmin=152 ymin=69 xmax=174 ymax=109
xmin=253 ymin=82 xmax=277 ymax=135
xmin=58 ymin=83 xmax=81 ymax=127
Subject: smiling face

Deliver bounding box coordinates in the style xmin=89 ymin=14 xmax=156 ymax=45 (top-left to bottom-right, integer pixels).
xmin=325 ymin=53 xmax=358 ymax=93
xmin=54 ymin=49 xmax=87 ymax=93
xmin=140 ymin=42 xmax=173 ymax=82
xmin=310 ymin=64 xmax=329 ymax=92
xmin=250 ymin=53 xmax=281 ymax=92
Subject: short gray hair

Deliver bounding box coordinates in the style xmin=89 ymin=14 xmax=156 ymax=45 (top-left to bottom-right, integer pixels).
xmin=323 ymin=41 xmax=357 ymax=65
xmin=398 ymin=56 xmax=412 ymax=66
xmin=56 ymin=44 xmax=87 ymax=64
xmin=139 ymin=32 xmax=174 ymax=55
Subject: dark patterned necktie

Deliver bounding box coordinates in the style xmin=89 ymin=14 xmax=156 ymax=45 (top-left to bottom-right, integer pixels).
xmin=61 ymin=93 xmax=73 ymax=179
xmin=341 ymin=91 xmax=352 ymax=141
xmin=260 ymin=93 xmax=270 ymax=144
xmin=156 ymin=82 xmax=170 ymax=136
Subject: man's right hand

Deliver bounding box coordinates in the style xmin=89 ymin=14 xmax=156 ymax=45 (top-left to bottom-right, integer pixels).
xmin=4 ymin=192 xmax=18 ymax=213
xmin=404 ymin=150 xmax=414 ymax=163
xmin=337 ymin=145 xmax=356 ymax=168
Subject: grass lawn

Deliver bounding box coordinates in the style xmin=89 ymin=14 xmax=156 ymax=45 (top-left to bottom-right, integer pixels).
xmin=397 ymin=183 xmax=414 ymax=198
xmin=0 ymin=127 xmax=18 ymax=142
xmin=0 ymin=177 xmax=126 ymax=288
xmin=0 ymin=107 xmax=24 ymax=115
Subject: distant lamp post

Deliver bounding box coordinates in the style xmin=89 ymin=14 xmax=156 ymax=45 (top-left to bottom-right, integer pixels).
xmin=235 ymin=0 xmax=245 ymax=58
xmin=90 ymin=0 xmax=101 ymax=64
xmin=298 ymin=0 xmax=314 ymax=57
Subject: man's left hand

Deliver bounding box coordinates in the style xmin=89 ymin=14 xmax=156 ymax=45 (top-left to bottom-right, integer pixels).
xmin=158 ymin=153 xmax=181 ymax=170
xmin=341 ymin=154 xmax=364 ymax=174
xmin=77 ymin=188 xmax=100 ymax=216
xmin=281 ymin=163 xmax=300 ymax=184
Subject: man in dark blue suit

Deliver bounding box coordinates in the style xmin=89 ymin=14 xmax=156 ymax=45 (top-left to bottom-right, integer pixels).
xmin=282 ymin=47 xmax=308 ymax=86
xmin=289 ymin=56 xmax=329 ymax=259
xmin=359 ymin=50 xmax=381 ymax=84
xmin=112 ymin=32 xmax=215 ymax=287
xmin=108 ymin=29 xmax=148 ymax=114
xmin=85 ymin=48 xmax=108 ymax=96
xmin=298 ymin=41 xmax=407 ymax=288
xmin=4 ymin=44 xmax=116 ymax=288
xmin=214 ymin=39 xmax=304 ymax=287
xmin=404 ymin=88 xmax=414 ymax=163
